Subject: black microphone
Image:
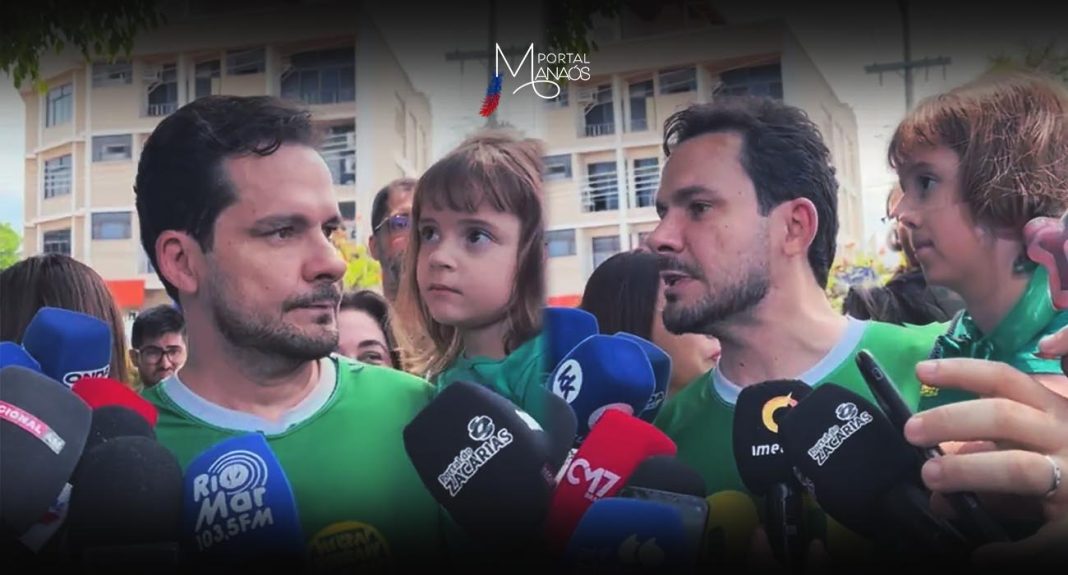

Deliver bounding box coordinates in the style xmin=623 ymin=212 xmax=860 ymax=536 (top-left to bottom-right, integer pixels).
xmin=625 ymin=455 xmax=707 ymax=498
xmin=732 ymin=379 xmax=811 ymax=571
xmin=539 ymin=388 xmax=578 ymax=475
xmin=65 ymin=436 xmax=183 ymax=568
xmin=778 ymin=383 xmax=970 ymax=562
xmin=83 ymin=405 xmax=156 ymax=455
xmin=855 ymin=350 xmax=1009 ymax=545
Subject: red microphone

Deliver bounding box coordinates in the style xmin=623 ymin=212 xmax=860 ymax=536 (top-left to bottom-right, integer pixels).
xmin=544 ymin=409 xmax=676 ymax=552
xmin=72 ymin=377 xmax=159 ymax=427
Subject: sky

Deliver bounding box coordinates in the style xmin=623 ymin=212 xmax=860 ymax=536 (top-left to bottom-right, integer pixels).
xmin=2 ymin=0 xmax=1066 ymax=254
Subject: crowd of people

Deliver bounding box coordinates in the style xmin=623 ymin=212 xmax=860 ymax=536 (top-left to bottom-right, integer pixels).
xmin=2 ymin=68 xmax=1068 ymax=570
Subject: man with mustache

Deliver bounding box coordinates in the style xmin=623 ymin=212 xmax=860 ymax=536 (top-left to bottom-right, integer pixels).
xmin=647 ymin=98 xmax=942 ymax=564
xmin=135 ymin=96 xmax=446 ymax=568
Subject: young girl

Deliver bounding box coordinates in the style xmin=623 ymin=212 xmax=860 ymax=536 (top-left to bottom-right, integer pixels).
xmin=396 ymin=130 xmax=548 ymax=421
xmin=887 ymin=70 xmax=1068 ymax=405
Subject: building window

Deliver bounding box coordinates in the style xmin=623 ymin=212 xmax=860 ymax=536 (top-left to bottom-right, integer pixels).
xmin=195 ymin=59 xmax=221 ymax=100
xmin=92 ymin=61 xmax=132 ymax=87
xmin=633 ymin=231 xmax=651 ymax=250
xmin=43 ymin=155 xmax=72 ymax=199
xmin=280 ymin=47 xmax=355 ymax=105
xmin=46 ymin=83 xmax=73 ymax=127
xmin=628 ymin=79 xmax=653 ymax=132
xmin=226 ymin=48 xmax=266 ymax=75
xmin=43 ymin=229 xmax=72 ymax=255
xmin=548 ymin=86 xmax=568 ymax=108
xmin=92 ymin=135 xmax=133 ymax=162
xmin=92 ymin=212 xmax=132 ymax=240
xmin=146 ymin=63 xmax=178 ymax=117
xmin=546 ymin=229 xmax=576 ymax=257
xmin=338 ymin=201 xmax=356 ymax=221
xmin=659 ymin=66 xmax=696 ymax=94
xmin=632 ymin=157 xmax=659 ymax=208
xmin=591 ymin=235 xmax=621 ymax=269
xmin=719 ymin=64 xmax=783 ymax=99
xmin=321 ymin=124 xmax=355 ymax=185
xmin=543 ymin=154 xmax=572 ymax=181
xmin=584 ymin=161 xmax=618 ymax=212
xmin=583 ymin=84 xmax=615 ymax=137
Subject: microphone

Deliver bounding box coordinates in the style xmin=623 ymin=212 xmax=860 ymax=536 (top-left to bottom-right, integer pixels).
xmin=72 ymin=377 xmax=158 ymax=427
xmin=703 ymin=490 xmax=760 ymax=570
xmin=565 ymin=498 xmax=690 ymax=572
xmin=183 ymin=433 xmax=305 ymax=566
xmin=403 ymin=381 xmax=556 ymax=549
xmin=0 ymin=366 xmax=91 ymax=536
xmin=538 ymin=388 xmax=578 ymax=475
xmin=625 ymin=455 xmax=707 ymax=498
xmin=544 ymin=410 xmax=676 ymax=552
xmin=778 ymin=383 xmax=970 ymax=560
xmin=547 ymin=334 xmax=655 ymax=441
xmin=65 ymin=436 xmax=183 ymax=567
xmin=82 ymin=405 xmax=156 ymax=455
xmin=544 ymin=306 xmax=599 ymax=372
xmin=21 ymin=308 xmax=112 ymax=387
xmin=612 ymin=332 xmax=670 ymax=422
xmin=0 ymin=342 xmax=41 ymax=372
xmin=732 ymin=379 xmax=812 ymax=570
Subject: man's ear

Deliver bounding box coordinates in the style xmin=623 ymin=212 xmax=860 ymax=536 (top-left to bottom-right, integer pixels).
xmin=780 ymin=198 xmax=819 ymax=258
xmin=155 ymin=231 xmax=204 ymax=297
xmin=368 ymin=234 xmax=381 ymax=262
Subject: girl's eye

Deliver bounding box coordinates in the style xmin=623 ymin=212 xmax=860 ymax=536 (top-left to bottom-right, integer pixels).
xmin=918 ymin=175 xmax=937 ymax=197
xmin=359 ymin=352 xmax=384 ymax=364
xmin=419 ymin=226 xmax=439 ymax=242
xmin=466 ymin=229 xmax=492 ymax=245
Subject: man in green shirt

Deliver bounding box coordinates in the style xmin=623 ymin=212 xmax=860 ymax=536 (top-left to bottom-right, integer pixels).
xmin=134 ymin=95 xmax=445 ymax=569
xmin=645 ymin=98 xmax=940 ymax=564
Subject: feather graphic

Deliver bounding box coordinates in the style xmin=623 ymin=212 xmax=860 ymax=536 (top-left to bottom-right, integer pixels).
xmin=479 ymin=74 xmax=503 ymax=117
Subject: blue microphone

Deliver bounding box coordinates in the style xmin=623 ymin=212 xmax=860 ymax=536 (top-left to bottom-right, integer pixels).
xmin=612 ymin=332 xmax=670 ymax=422
xmin=544 ymin=307 xmax=599 ymax=372
xmin=565 ymin=498 xmax=690 ymax=571
xmin=548 ymin=334 xmax=655 ymax=441
xmin=0 ymin=342 xmax=41 ymax=373
xmin=182 ymin=433 xmax=304 ymax=565
xmin=21 ymin=307 xmax=111 ymax=387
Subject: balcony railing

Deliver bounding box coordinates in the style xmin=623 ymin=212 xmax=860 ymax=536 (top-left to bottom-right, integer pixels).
xmin=630 ymin=162 xmax=660 ymax=208
xmin=147 ymin=102 xmax=178 ymax=117
xmin=581 ymin=170 xmax=620 ymax=213
xmin=321 ymin=131 xmax=356 ymax=185
xmin=628 ymin=117 xmax=649 ymax=132
xmin=583 ymin=122 xmax=616 ymax=138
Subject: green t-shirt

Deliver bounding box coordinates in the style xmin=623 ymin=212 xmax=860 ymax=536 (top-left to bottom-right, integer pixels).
xmin=142 ymin=356 xmax=446 ymax=570
xmin=921 ymin=266 xmax=1068 ymax=410
xmin=654 ymin=318 xmax=940 ymax=561
xmin=434 ymin=332 xmax=549 ymax=425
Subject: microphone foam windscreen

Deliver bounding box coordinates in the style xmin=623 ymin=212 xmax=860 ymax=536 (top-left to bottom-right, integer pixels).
xmin=66 ymin=436 xmax=183 ymax=551
xmin=548 ymin=334 xmax=655 ymax=439
xmin=73 ymin=377 xmax=159 ymax=427
xmin=182 ymin=433 xmax=304 ymax=563
xmin=403 ymin=381 xmax=556 ymax=546
xmin=544 ymin=306 xmax=599 ymax=372
xmin=21 ymin=307 xmax=112 ymax=387
xmin=731 ymin=379 xmax=812 ymax=495
xmin=0 ymin=366 xmax=91 ymax=534
xmin=566 ymin=498 xmax=689 ymax=572
xmin=0 ymin=342 xmax=41 ymax=372
xmin=539 ymin=388 xmax=578 ymax=473
xmin=779 ymin=383 xmax=917 ymax=537
xmin=612 ymin=332 xmax=671 ymax=422
xmin=625 ymin=455 xmax=707 ymax=498
xmin=83 ymin=405 xmax=156 ymax=455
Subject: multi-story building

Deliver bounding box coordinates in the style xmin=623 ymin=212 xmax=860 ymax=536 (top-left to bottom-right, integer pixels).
xmin=20 ymin=1 xmax=431 ymax=314
xmin=541 ymin=14 xmax=863 ymax=304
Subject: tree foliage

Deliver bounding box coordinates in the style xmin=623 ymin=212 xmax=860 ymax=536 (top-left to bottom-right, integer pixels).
xmin=0 ymin=222 xmax=20 ymax=270
xmin=989 ymin=40 xmax=1068 ymax=83
xmin=1 ymin=1 xmax=164 ymax=91
xmin=331 ymin=230 xmax=382 ymax=291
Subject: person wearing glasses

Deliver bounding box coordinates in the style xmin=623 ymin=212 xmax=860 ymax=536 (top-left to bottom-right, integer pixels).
xmin=368 ymin=178 xmax=416 ymax=302
xmin=129 ymin=304 xmax=188 ymax=388
xmin=887 ymin=70 xmax=1068 ymax=408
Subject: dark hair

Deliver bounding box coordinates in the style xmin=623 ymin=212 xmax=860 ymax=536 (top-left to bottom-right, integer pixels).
xmin=131 ymin=304 xmax=186 ymax=349
xmin=663 ymin=97 xmax=839 ymax=287
xmin=339 ymin=289 xmax=400 ymax=368
xmin=579 ymin=250 xmax=660 ymax=340
xmin=842 ymin=272 xmax=961 ymax=326
xmin=370 ymin=178 xmax=417 ymax=233
xmin=135 ymin=95 xmax=321 ymax=302
xmin=0 ymin=254 xmax=130 ymax=384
